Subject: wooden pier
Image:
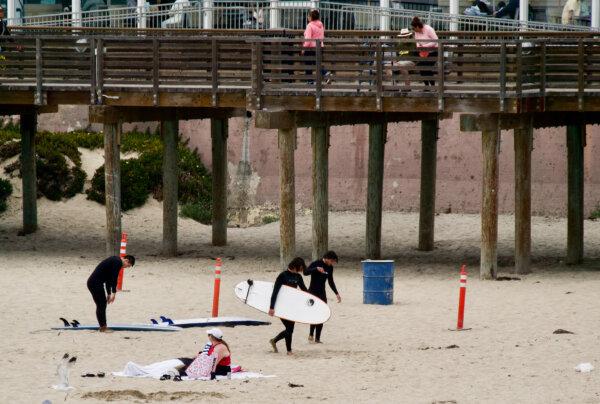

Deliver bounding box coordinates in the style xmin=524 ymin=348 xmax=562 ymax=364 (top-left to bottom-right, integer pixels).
xmin=1 ymin=28 xmax=597 ymax=276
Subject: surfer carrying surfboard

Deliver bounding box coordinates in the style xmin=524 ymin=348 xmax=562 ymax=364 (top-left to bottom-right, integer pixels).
xmin=304 ymin=250 xmax=341 ymax=343
xmin=268 ymin=257 xmax=308 ymax=355
xmin=86 ymin=255 xmax=135 ymax=332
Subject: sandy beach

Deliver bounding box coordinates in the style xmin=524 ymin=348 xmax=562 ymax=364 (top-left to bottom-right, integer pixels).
xmin=1 ymin=185 xmax=600 ymax=404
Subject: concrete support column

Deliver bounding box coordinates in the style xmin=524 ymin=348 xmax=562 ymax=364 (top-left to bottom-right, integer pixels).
xmin=137 ymin=0 xmax=146 ymax=29
xmin=449 ymin=0 xmax=459 ymax=31
xmin=72 ymin=0 xmax=82 ymax=27
xmin=279 ymin=127 xmax=296 ymax=268
xmin=380 ymin=0 xmax=390 ymax=31
xmin=20 ymin=112 xmax=37 ymax=235
xmin=418 ymin=118 xmax=438 ymax=251
xmin=104 ymin=122 xmax=122 ymax=256
xmin=269 ymin=0 xmax=280 ymax=29
xmin=162 ymin=120 xmax=179 ymax=257
xmin=211 ymin=118 xmax=228 ymax=246
xmin=514 ymin=124 xmax=533 ymax=274
xmin=566 ymin=124 xmax=585 ymax=265
xmin=593 ymin=0 xmax=600 ymax=28
xmin=311 ymin=126 xmax=329 ymax=261
xmin=202 ymin=0 xmax=213 ymax=29
xmin=366 ymin=123 xmax=386 ymax=259
xmin=481 ymin=127 xmax=500 ymax=279
xmin=7 ymin=0 xmax=16 ymax=22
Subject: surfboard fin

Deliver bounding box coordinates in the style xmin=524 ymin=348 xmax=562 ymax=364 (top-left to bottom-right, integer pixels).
xmin=59 ymin=318 xmax=70 ymax=327
xmin=159 ymin=316 xmax=174 ymax=325
xmin=244 ymin=279 xmax=254 ymax=303
xmin=71 ymin=320 xmax=80 ymax=327
xmin=150 ymin=319 xmax=158 ymax=324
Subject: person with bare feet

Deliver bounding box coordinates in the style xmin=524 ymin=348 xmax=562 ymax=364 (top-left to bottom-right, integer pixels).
xmin=86 ymin=255 xmax=135 ymax=332
xmin=268 ymin=257 xmax=308 ymax=356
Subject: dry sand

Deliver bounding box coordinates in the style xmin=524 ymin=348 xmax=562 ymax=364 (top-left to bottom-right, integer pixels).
xmin=1 ymin=156 xmax=600 ymax=403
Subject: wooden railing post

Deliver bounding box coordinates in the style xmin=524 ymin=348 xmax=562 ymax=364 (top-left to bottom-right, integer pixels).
xmin=499 ymin=41 xmax=506 ymax=112
xmin=97 ymin=38 xmax=104 ymax=104
xmin=211 ymin=38 xmax=218 ymax=107
xmin=315 ymin=39 xmax=323 ymax=110
xmin=515 ymin=42 xmax=523 ymax=99
xmin=578 ymin=39 xmax=585 ymax=111
xmin=152 ymin=39 xmax=159 ymax=106
xmin=252 ymin=41 xmax=264 ymax=110
xmin=540 ymin=42 xmax=546 ymax=100
xmin=437 ymin=42 xmax=444 ymax=111
xmin=90 ymin=37 xmax=97 ymax=104
xmin=375 ymin=40 xmax=383 ymax=111
xmin=35 ymin=38 xmax=43 ymax=106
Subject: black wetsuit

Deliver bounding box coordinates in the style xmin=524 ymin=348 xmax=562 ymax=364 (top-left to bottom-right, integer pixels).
xmin=304 ymin=259 xmax=339 ymax=341
xmin=86 ymin=256 xmax=122 ymax=327
xmin=270 ymin=270 xmax=307 ymax=352
xmin=0 ymin=19 xmax=10 ymax=53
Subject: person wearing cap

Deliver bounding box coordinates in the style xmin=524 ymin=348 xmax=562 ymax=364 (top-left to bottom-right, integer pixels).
xmin=205 ymin=328 xmax=232 ymax=379
xmin=269 ymin=257 xmax=308 ymax=355
xmin=86 ymin=255 xmax=136 ymax=332
xmin=392 ymin=28 xmax=417 ymax=91
xmin=303 ymin=250 xmax=340 ymax=343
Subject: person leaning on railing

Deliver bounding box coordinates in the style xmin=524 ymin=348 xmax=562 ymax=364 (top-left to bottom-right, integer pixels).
xmin=302 ymin=9 xmax=332 ymax=85
xmin=392 ymin=28 xmax=416 ymax=92
xmin=411 ymin=16 xmax=438 ymax=88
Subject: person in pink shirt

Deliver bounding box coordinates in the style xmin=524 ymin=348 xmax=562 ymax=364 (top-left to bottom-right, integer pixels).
xmin=302 ymin=9 xmax=331 ymax=84
xmin=411 ymin=16 xmax=438 ymax=87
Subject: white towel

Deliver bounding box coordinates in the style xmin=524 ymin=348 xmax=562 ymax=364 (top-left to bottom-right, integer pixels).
xmin=112 ymin=360 xmax=274 ymax=381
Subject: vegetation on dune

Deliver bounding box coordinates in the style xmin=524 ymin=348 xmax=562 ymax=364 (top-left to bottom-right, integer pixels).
xmin=0 ymin=122 xmax=213 ymax=223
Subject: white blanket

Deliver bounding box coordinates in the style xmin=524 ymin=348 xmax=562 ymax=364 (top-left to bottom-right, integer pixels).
xmin=113 ymin=360 xmax=274 ymax=381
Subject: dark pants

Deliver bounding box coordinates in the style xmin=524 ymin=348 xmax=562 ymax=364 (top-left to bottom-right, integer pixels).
xmin=303 ymin=49 xmax=328 ymax=80
xmin=87 ymin=281 xmax=107 ymax=327
xmin=418 ymin=50 xmax=437 ymax=86
xmin=215 ymin=364 xmax=231 ymax=376
xmin=309 ymin=324 xmax=324 ymax=341
xmin=274 ymin=318 xmax=295 ymax=352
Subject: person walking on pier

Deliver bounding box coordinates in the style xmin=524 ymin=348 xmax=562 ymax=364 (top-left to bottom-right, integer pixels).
xmin=87 ymin=255 xmax=135 ymax=332
xmin=411 ymin=16 xmax=438 ymax=88
xmin=304 ymin=250 xmax=341 ymax=343
xmin=302 ymin=9 xmax=332 ymax=84
xmin=269 ymin=257 xmax=308 ymax=355
xmin=0 ymin=6 xmax=10 ymax=53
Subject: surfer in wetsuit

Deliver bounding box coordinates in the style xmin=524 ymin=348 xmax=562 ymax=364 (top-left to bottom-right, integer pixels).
xmin=86 ymin=255 xmax=135 ymax=332
xmin=304 ymin=250 xmax=341 ymax=343
xmin=269 ymin=257 xmax=308 ymax=356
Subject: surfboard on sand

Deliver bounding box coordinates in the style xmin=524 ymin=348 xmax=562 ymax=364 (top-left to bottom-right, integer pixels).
xmin=234 ymin=280 xmax=331 ymax=325
xmin=52 ymin=318 xmax=181 ymax=332
xmin=151 ymin=316 xmax=271 ymax=328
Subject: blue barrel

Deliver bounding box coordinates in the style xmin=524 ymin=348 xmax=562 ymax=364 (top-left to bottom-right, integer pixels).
xmin=362 ymin=260 xmax=394 ymax=305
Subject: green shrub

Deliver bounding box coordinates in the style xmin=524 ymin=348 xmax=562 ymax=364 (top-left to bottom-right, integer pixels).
xmin=87 ymin=159 xmax=152 ymax=211
xmin=0 ymin=141 xmax=20 ymax=162
xmin=590 ymin=205 xmax=600 ymax=221
xmin=36 ymin=150 xmax=85 ymax=201
xmin=0 ymin=178 xmax=12 ymax=214
xmin=180 ymin=201 xmax=212 ymax=225
xmin=262 ymin=214 xmax=279 ymax=225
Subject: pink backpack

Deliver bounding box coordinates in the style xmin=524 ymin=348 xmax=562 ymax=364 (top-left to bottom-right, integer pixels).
xmin=185 ymin=353 xmax=215 ymax=379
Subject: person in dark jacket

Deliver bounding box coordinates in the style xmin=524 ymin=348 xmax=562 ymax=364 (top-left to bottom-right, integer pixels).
xmin=0 ymin=5 xmax=10 ymax=53
xmin=494 ymin=0 xmax=518 ymax=19
xmin=269 ymin=257 xmax=308 ymax=355
xmin=304 ymin=250 xmax=341 ymax=343
xmin=87 ymin=255 xmax=135 ymax=332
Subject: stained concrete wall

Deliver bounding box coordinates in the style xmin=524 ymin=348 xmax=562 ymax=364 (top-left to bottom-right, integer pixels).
xmin=180 ymin=115 xmax=600 ymax=217
xmin=33 ymin=106 xmax=600 ymax=217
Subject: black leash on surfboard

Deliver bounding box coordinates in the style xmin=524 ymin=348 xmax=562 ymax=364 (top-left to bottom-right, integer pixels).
xmin=244 ymin=279 xmax=254 ymax=303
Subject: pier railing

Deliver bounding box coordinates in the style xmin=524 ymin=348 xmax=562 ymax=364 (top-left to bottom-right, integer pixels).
xmin=0 ymin=34 xmax=598 ymax=111
xmin=8 ymin=1 xmax=595 ymax=32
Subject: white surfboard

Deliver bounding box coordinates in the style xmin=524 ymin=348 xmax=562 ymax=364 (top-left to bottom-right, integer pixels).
xmin=234 ymin=280 xmax=331 ymax=325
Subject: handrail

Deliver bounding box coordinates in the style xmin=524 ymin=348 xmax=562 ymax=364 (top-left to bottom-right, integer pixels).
xmin=6 ymin=0 xmax=596 ymax=33
xmin=1 ymin=34 xmax=598 ymax=113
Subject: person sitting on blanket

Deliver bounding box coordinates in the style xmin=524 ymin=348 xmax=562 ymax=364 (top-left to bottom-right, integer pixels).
xmin=180 ymin=328 xmax=232 ymax=379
